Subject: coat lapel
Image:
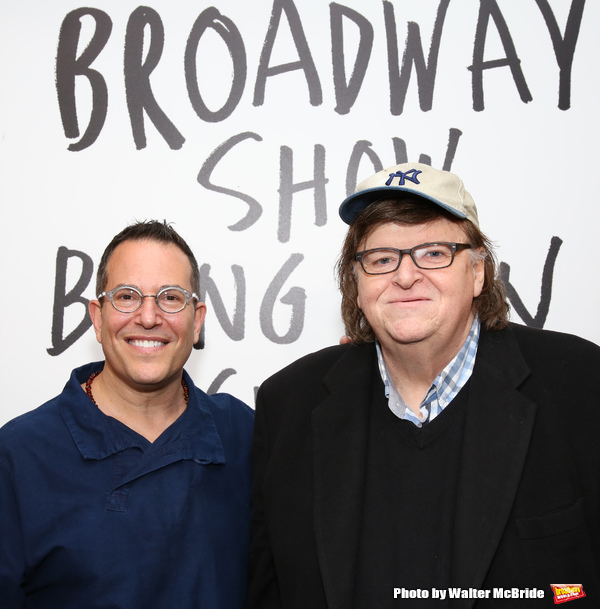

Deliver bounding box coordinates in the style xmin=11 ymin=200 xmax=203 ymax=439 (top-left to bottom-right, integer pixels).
xmin=451 ymin=326 xmax=537 ymax=606
xmin=310 ymin=328 xmax=538 ymax=609
xmin=311 ymin=344 xmax=375 ymax=609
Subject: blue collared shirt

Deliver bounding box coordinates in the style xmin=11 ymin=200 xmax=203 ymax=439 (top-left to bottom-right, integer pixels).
xmin=376 ymin=318 xmax=480 ymax=427
xmin=0 ymin=362 xmax=254 ymax=609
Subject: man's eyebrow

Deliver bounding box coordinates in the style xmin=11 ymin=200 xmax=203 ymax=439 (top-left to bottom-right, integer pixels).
xmin=158 ymin=284 xmax=187 ymax=291
xmin=105 ymin=283 xmax=138 ymax=291
xmin=105 ymin=284 xmax=189 ymax=293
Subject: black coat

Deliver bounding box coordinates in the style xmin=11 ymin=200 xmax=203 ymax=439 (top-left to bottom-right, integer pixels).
xmin=249 ymin=323 xmax=600 ymax=608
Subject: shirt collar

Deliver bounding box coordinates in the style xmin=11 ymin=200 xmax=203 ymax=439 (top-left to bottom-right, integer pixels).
xmin=376 ymin=317 xmax=480 ymax=425
xmin=59 ymin=362 xmax=225 ymax=463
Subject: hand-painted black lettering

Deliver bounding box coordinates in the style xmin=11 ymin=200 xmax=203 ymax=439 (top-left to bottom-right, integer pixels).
xmin=260 ymin=254 xmax=305 ymax=344
xmin=499 ymin=236 xmax=563 ymax=328
xmin=278 ymin=144 xmax=327 ymax=243
xmin=384 ymin=0 xmax=451 ymax=115
xmin=125 ymin=6 xmax=185 ymax=150
xmin=253 ymin=0 xmax=322 ymax=107
xmin=330 ymin=3 xmax=373 ymax=115
xmin=469 ymin=0 xmax=532 ymax=111
xmin=185 ymin=7 xmax=247 ymax=122
xmin=197 ymin=132 xmax=263 ymax=231
xmin=534 ymin=0 xmax=586 ymax=110
xmin=198 ymin=263 xmax=246 ymax=345
xmin=47 ymin=247 xmax=93 ymax=356
xmin=56 ymin=8 xmax=112 ymax=151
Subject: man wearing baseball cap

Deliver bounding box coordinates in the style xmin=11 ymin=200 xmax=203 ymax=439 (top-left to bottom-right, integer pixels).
xmin=249 ymin=163 xmax=600 ymax=607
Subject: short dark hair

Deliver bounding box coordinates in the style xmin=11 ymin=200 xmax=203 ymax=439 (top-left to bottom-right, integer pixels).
xmin=96 ymin=220 xmax=200 ymax=296
xmin=336 ymin=198 xmax=509 ymax=343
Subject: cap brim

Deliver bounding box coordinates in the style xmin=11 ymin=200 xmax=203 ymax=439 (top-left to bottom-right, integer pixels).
xmin=338 ymin=186 xmax=468 ymax=225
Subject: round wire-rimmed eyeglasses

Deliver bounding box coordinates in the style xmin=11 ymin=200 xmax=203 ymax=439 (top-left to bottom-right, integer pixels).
xmin=98 ymin=285 xmax=199 ymax=313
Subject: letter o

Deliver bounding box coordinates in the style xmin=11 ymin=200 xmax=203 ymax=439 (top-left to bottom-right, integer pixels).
xmin=185 ymin=7 xmax=247 ymax=122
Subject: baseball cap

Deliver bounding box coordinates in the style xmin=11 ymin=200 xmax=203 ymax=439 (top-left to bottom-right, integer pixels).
xmin=339 ymin=162 xmax=479 ymax=227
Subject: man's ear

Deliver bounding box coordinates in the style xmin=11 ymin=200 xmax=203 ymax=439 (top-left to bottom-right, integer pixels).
xmin=472 ymin=249 xmax=486 ymax=299
xmin=88 ymin=300 xmax=103 ymax=344
xmin=193 ymin=301 xmax=207 ymax=345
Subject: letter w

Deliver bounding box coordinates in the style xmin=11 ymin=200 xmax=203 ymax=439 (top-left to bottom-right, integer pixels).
xmin=384 ymin=0 xmax=451 ymax=115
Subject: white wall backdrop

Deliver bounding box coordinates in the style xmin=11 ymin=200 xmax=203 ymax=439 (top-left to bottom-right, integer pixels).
xmin=1 ymin=0 xmax=598 ymax=425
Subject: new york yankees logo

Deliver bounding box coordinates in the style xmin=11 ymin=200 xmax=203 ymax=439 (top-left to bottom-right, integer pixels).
xmin=385 ymin=168 xmax=422 ymax=186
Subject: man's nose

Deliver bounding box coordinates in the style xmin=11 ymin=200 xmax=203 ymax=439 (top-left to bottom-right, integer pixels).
xmin=391 ymin=252 xmax=422 ymax=287
xmin=137 ymin=295 xmax=162 ymax=324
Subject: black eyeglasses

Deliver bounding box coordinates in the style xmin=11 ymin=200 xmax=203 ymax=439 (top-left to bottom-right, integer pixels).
xmin=98 ymin=285 xmax=198 ymax=313
xmin=356 ymin=242 xmax=472 ymax=275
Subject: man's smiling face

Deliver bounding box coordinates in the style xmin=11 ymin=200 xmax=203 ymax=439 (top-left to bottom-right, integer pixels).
xmin=356 ymin=217 xmax=484 ymax=353
xmin=90 ymin=239 xmax=206 ymax=393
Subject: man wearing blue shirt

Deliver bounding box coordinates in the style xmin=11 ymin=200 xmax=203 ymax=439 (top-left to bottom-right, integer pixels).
xmin=0 ymin=220 xmax=254 ymax=608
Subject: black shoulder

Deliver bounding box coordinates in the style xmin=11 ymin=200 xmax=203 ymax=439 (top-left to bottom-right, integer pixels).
xmin=259 ymin=343 xmax=370 ymax=390
xmin=507 ymin=322 xmax=600 ymax=360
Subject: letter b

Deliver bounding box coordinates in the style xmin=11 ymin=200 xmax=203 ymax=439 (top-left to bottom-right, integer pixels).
xmin=56 ymin=8 xmax=112 ymax=151
xmin=47 ymin=246 xmax=94 ymax=356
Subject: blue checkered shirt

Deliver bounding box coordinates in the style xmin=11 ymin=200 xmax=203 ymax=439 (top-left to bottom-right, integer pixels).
xmin=376 ymin=317 xmax=480 ymax=427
